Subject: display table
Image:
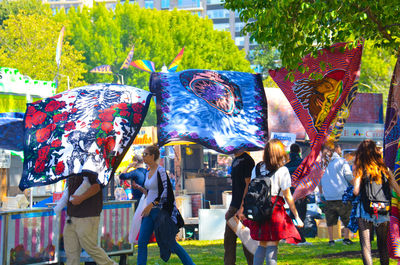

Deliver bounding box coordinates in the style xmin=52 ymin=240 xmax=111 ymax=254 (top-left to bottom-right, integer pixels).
xmin=0 ymin=200 xmax=135 ymax=265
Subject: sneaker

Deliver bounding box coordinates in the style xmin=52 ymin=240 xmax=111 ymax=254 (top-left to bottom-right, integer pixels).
xmin=328 ymin=240 xmax=335 ymax=246
xmin=343 ymin=239 xmax=354 ymax=245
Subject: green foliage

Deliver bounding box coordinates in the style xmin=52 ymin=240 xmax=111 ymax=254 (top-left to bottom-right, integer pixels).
xmin=0 ymin=13 xmax=87 ymax=92
xmin=61 ymin=3 xmax=252 ymax=126
xmin=224 ymin=0 xmax=400 ymax=72
xmin=249 ymin=45 xmax=281 ymax=77
xmin=0 ymin=0 xmax=51 ymax=25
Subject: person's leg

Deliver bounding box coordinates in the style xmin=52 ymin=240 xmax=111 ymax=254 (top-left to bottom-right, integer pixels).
xmin=358 ymin=218 xmax=373 ymax=265
xmin=169 ymin=241 xmax=195 ymax=265
xmin=75 ymin=217 xmax=116 ymax=265
xmin=265 ymin=244 xmax=278 ymax=265
xmin=295 ymin=198 xmax=308 ymax=242
xmin=242 ymin=243 xmax=254 ymax=265
xmin=338 ymin=202 xmax=353 ymax=242
xmin=224 ymin=206 xmax=238 ymax=265
xmin=325 ymin=201 xmax=339 ymax=244
xmin=253 ymin=245 xmax=266 ymax=265
xmin=137 ymin=211 xmax=156 ymax=265
xmin=63 ymin=219 xmax=82 ymax=265
xmin=375 ymin=221 xmax=389 ymax=265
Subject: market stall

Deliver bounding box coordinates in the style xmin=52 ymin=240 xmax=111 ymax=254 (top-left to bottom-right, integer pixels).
xmin=0 ymin=200 xmax=135 ymax=265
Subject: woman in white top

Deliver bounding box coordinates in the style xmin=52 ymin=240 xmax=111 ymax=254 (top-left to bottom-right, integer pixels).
xmin=133 ymin=145 xmax=194 ymax=265
xmin=243 ymin=139 xmax=304 ymax=265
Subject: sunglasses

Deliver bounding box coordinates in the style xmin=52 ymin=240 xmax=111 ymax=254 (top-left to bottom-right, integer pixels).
xmin=143 ymin=152 xmax=151 ymax=157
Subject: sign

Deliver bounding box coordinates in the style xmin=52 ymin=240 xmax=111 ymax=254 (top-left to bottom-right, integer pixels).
xmin=339 ymin=123 xmax=384 ymax=142
xmin=0 ymin=149 xmax=11 ymax=168
xmin=132 ymin=126 xmax=156 ymax=145
xmin=270 ymin=132 xmax=297 ymax=150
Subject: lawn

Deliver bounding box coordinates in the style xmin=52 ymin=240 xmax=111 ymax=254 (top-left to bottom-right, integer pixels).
xmin=123 ymin=237 xmax=398 ymax=264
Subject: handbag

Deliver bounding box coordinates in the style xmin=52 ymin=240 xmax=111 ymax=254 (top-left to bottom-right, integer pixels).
xmin=157 ymin=169 xmax=185 ymax=229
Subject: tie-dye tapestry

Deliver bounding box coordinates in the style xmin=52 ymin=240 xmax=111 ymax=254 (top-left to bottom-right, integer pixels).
xmin=388 ymin=141 xmax=400 ymax=259
xmin=270 ymin=43 xmax=363 ymax=188
xmin=384 ymin=56 xmax=400 ymax=171
xmin=150 ymin=70 xmax=268 ymax=154
xmin=293 ymin=83 xmax=359 ymax=200
xmin=19 ymin=84 xmax=152 ymax=190
xmin=0 ymin=112 xmax=24 ymax=151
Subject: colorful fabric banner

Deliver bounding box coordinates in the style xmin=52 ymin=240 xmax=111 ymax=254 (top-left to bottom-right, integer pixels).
xmin=0 ymin=112 xmax=24 ymax=151
xmin=168 ymin=47 xmax=184 ymax=72
xmin=270 ymin=43 xmax=363 ymax=188
xmin=55 ymin=26 xmax=65 ymax=68
xmin=384 ymin=56 xmax=400 ymax=171
xmin=19 ymin=84 xmax=152 ymax=190
xmin=388 ymin=142 xmax=400 ymax=259
xmin=150 ymin=70 xmax=268 ymax=154
xmin=130 ymin=60 xmax=156 ymax=73
xmin=90 ymin=65 xmax=113 ymax=74
xmin=120 ymin=45 xmax=135 ymax=70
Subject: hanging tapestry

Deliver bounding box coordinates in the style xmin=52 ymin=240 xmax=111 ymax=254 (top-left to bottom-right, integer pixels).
xmin=270 ymin=43 xmax=363 ymax=188
xmin=150 ymin=70 xmax=268 ymax=154
xmin=384 ymin=56 xmax=400 ymax=171
xmin=19 ymin=84 xmax=152 ymax=190
xmin=0 ymin=112 xmax=24 ymax=151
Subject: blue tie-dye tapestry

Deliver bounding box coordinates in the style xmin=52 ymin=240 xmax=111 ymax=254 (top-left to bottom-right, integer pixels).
xmin=150 ymin=70 xmax=268 ymax=154
xmin=19 ymin=84 xmax=152 ymax=190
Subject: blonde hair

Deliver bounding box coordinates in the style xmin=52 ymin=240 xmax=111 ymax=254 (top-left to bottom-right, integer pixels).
xmin=263 ymin=139 xmax=288 ymax=171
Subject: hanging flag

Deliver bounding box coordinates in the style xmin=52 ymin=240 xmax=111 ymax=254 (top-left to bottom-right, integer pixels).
xmin=270 ymin=42 xmax=363 ymax=188
xmin=90 ymin=65 xmax=113 ymax=74
xmin=0 ymin=112 xmax=24 ymax=151
xmin=168 ymin=47 xmax=184 ymax=72
xmin=384 ymin=57 xmax=400 ymax=171
xmin=55 ymin=26 xmax=65 ymax=68
xmin=120 ymin=45 xmax=135 ymax=70
xmin=130 ymin=60 xmax=156 ymax=73
xmin=150 ymin=70 xmax=268 ymax=154
xmin=19 ymin=84 xmax=152 ymax=190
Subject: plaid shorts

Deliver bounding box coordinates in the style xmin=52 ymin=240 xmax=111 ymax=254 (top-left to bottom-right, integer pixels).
xmin=324 ymin=200 xmax=352 ymax=227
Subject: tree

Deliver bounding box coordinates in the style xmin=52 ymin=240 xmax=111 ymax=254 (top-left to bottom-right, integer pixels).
xmin=0 ymin=13 xmax=87 ymax=92
xmin=61 ymin=3 xmax=252 ymax=126
xmin=224 ymin=1 xmax=400 ymax=86
xmin=0 ymin=0 xmax=51 ymax=25
xmin=249 ymin=45 xmax=281 ymax=77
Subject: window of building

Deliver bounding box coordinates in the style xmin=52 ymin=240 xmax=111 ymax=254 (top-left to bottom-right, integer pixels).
xmin=213 ymin=23 xmax=230 ymax=31
xmin=178 ymin=0 xmax=200 ymax=8
xmin=145 ymin=0 xmax=154 ymax=8
xmin=235 ymin=36 xmax=245 ymax=46
xmin=207 ymin=0 xmax=223 ymax=4
xmin=235 ymin=22 xmax=245 ymax=33
xmin=161 ymin=0 xmax=169 ymax=8
xmin=207 ymin=9 xmax=229 ymax=19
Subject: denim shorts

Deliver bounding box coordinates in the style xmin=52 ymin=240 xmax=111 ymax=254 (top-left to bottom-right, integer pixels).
xmin=357 ymin=203 xmax=389 ymax=226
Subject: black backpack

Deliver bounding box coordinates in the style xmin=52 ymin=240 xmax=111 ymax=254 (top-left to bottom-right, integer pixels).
xmin=243 ymin=162 xmax=279 ymax=223
xmin=360 ymin=171 xmax=391 ymax=217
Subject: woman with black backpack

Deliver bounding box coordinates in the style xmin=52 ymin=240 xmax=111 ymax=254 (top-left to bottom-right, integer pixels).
xmin=353 ymin=139 xmax=400 ymax=265
xmin=243 ymin=139 xmax=304 ymax=265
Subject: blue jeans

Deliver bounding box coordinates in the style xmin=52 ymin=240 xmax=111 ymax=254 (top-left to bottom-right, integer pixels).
xmin=137 ymin=208 xmax=195 ymax=265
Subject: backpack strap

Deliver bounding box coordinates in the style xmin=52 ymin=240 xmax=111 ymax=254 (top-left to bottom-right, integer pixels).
xmin=256 ymin=162 xmax=277 ymax=179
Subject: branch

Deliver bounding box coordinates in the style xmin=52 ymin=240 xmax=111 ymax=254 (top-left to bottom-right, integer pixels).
xmin=383 ymin=23 xmax=400 ymax=30
xmin=364 ymin=6 xmax=393 ymax=42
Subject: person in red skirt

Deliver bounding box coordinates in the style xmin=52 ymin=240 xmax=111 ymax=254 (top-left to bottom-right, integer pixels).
xmin=243 ymin=139 xmax=304 ymax=265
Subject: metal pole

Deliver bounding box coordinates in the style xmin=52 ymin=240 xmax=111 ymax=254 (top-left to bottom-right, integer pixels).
xmin=67 ymin=76 xmax=70 ymax=90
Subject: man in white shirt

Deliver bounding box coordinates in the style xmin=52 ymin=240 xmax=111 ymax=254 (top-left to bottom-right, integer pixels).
xmin=320 ymin=144 xmax=354 ymax=246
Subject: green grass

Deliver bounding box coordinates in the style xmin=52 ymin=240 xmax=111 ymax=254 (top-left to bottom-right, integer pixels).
xmin=122 ymin=238 xmax=398 ymax=264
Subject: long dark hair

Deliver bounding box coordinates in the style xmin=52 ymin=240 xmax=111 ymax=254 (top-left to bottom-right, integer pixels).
xmin=354 ymin=139 xmax=389 ymax=183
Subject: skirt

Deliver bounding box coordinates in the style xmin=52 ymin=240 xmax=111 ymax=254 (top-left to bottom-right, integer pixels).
xmin=243 ymin=196 xmax=301 ymax=244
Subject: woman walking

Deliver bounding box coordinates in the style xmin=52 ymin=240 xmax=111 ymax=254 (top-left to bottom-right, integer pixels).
xmin=353 ymin=139 xmax=400 ymax=265
xmin=134 ymin=145 xmax=195 ymax=265
xmin=244 ymin=139 xmax=304 ymax=265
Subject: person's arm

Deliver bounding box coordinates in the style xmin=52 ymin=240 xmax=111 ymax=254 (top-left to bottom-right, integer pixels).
xmin=70 ymin=183 xmax=101 ymax=205
xmin=387 ymin=170 xmax=400 ymax=196
xmin=343 ymin=162 xmax=354 ymax=185
xmin=237 ymin=177 xmax=251 ymax=220
xmin=122 ymin=162 xmax=135 ymax=174
xmin=282 ymin=188 xmax=304 ymax=227
xmin=353 ymin=175 xmax=362 ymax=196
